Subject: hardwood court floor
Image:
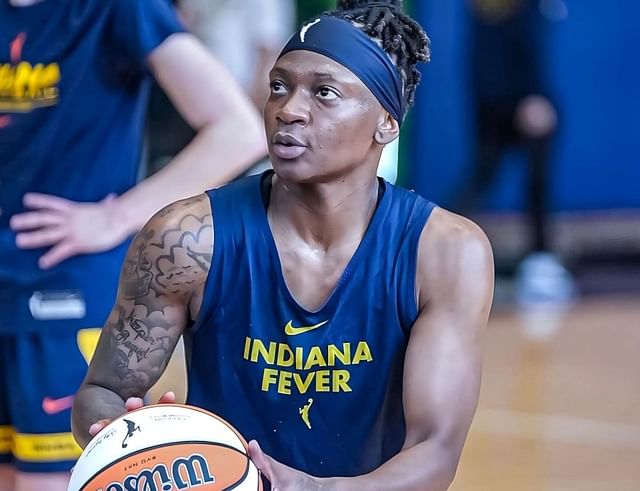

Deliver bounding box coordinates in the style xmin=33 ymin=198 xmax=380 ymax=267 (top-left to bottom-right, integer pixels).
xmin=450 ymin=296 xmax=640 ymax=491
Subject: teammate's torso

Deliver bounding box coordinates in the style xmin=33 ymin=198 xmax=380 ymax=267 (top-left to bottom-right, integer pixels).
xmin=0 ymin=0 xmax=181 ymax=286
xmin=186 ymin=172 xmax=436 ymax=477
xmin=0 ymin=0 xmax=145 ymax=221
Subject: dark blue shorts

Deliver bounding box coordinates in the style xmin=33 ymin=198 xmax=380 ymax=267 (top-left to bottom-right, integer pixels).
xmin=0 ymin=328 xmax=102 ymax=473
xmin=0 ymin=255 xmax=122 ymax=473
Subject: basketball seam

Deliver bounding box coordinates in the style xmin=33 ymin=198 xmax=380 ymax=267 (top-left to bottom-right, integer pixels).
xmin=222 ymin=449 xmax=252 ymax=491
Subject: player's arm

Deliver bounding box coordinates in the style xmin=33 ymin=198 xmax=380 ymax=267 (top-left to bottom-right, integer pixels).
xmin=113 ymin=33 xmax=267 ymax=237
xmin=250 ymin=209 xmax=494 ymax=491
xmin=346 ymin=210 xmax=494 ymax=490
xmin=71 ymin=195 xmax=214 ymax=448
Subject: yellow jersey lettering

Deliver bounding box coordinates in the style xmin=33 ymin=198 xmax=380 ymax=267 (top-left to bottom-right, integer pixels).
xmin=277 ymin=370 xmax=293 ymax=395
xmin=352 ymin=341 xmax=373 ymax=364
xmin=261 ymin=368 xmax=278 ymax=392
xmin=243 ymin=337 xmax=251 ymax=360
xmin=260 ymin=368 xmax=353 ymax=395
xmin=0 ymin=65 xmax=12 ymax=91
xmin=295 ymin=346 xmax=304 ymax=370
xmin=293 ymin=372 xmax=315 ymax=394
xmin=327 ymin=343 xmax=351 ymax=366
xmin=315 ymin=370 xmax=331 ymax=392
xmin=332 ymin=370 xmax=352 ymax=392
xmin=276 ymin=343 xmax=295 ymax=367
xmin=12 ymin=62 xmax=31 ymax=98
xmin=0 ymin=61 xmax=60 ymax=110
xmin=245 ymin=337 xmax=370 ymax=395
xmin=251 ymin=339 xmax=276 ymax=364
xmin=304 ymin=346 xmax=327 ymax=370
xmin=41 ymin=63 xmax=61 ymax=90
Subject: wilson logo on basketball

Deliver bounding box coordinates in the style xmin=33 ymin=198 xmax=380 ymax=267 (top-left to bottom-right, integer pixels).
xmin=83 ymin=443 xmax=252 ymax=491
xmin=98 ymin=454 xmax=215 ymax=491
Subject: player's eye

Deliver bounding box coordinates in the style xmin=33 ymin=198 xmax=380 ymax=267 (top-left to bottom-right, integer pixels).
xmin=317 ymin=86 xmax=339 ymax=100
xmin=270 ymin=80 xmax=287 ymax=95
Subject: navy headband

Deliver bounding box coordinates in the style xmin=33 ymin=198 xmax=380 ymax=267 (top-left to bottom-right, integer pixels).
xmin=278 ymin=16 xmax=405 ymax=123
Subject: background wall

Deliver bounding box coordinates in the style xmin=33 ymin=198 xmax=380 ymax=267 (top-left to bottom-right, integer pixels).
xmin=408 ymin=0 xmax=640 ymax=212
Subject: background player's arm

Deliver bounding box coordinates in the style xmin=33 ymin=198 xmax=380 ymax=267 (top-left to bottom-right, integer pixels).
xmin=71 ymin=195 xmax=214 ymax=448
xmin=113 ymin=33 xmax=267 ymax=236
xmin=251 ymin=210 xmax=494 ymax=491
xmin=10 ymin=33 xmax=263 ymax=269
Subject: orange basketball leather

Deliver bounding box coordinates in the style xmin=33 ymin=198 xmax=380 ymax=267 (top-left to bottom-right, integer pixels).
xmin=82 ymin=443 xmax=249 ymax=491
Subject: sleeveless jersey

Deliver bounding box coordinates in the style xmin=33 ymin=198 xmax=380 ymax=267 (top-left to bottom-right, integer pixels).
xmin=0 ymin=0 xmax=183 ymax=331
xmin=186 ymin=172 xmax=436 ymax=478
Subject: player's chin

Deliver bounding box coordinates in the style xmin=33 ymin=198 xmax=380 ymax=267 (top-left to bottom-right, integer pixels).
xmin=271 ymin=157 xmax=321 ymax=183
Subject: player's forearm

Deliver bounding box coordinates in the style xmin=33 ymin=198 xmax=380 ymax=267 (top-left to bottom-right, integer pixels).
xmin=329 ymin=439 xmax=458 ymax=491
xmin=114 ymin=115 xmax=266 ymax=236
xmin=71 ymin=383 xmax=128 ymax=449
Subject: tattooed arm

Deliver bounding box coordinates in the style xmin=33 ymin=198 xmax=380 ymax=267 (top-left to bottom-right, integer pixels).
xmin=72 ymin=195 xmax=213 ymax=448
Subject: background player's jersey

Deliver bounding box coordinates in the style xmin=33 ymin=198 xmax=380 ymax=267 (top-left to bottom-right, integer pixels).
xmin=0 ymin=0 xmax=183 ymax=332
xmin=186 ymin=172 xmax=436 ymax=477
xmin=0 ymin=0 xmax=182 ymax=332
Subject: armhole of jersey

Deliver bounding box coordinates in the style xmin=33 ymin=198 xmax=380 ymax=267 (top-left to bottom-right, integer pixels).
xmin=189 ymin=190 xmax=220 ymax=333
xmin=400 ymin=201 xmax=437 ymax=333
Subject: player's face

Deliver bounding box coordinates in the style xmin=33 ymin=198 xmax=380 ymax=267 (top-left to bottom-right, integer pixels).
xmin=264 ymin=50 xmax=389 ymax=183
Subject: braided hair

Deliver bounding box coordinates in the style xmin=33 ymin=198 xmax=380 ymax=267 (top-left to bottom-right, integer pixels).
xmin=324 ymin=0 xmax=431 ymax=114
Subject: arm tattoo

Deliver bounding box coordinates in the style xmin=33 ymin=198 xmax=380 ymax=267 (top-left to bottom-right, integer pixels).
xmin=93 ymin=196 xmax=213 ymax=399
xmin=152 ymin=213 xmax=213 ymax=294
xmin=122 ymin=229 xmax=154 ymax=299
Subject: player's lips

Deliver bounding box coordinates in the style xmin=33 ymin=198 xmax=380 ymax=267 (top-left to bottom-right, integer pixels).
xmin=271 ymin=132 xmax=308 ymax=160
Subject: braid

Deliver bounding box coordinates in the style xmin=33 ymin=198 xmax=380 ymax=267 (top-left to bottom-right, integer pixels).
xmin=323 ymin=0 xmax=431 ymax=113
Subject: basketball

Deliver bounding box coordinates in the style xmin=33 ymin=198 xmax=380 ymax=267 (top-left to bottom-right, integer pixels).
xmin=68 ymin=404 xmax=262 ymax=491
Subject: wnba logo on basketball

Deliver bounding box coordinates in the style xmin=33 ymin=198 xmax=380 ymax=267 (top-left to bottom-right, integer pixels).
xmin=96 ymin=454 xmax=215 ymax=491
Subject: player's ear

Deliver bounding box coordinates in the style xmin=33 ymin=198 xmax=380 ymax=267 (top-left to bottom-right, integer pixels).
xmin=374 ymin=111 xmax=400 ymax=145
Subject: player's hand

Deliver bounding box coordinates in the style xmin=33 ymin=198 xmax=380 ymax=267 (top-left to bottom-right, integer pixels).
xmin=249 ymin=440 xmax=327 ymax=491
xmin=88 ymin=391 xmax=176 ymax=438
xmin=10 ymin=192 xmax=130 ymax=269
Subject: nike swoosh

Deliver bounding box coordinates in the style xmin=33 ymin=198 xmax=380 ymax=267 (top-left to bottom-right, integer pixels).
xmin=42 ymin=395 xmax=75 ymax=415
xmin=284 ymin=320 xmax=328 ymax=336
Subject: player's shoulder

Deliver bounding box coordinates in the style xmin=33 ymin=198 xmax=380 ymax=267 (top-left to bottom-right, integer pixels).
xmin=141 ymin=194 xmax=214 ymax=253
xmin=416 ymin=208 xmax=494 ymax=297
xmin=421 ymin=208 xmax=491 ymax=252
xmin=128 ymin=194 xmax=214 ymax=287
xmin=150 ymin=194 xmax=212 ymax=227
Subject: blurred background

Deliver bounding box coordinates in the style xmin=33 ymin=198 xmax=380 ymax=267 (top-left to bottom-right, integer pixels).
xmin=148 ymin=0 xmax=640 ymax=489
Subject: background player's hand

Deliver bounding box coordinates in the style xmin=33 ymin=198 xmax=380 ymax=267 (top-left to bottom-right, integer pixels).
xmin=10 ymin=192 xmax=130 ymax=269
xmin=87 ymin=391 xmax=176 ymax=438
xmin=249 ymin=440 xmax=327 ymax=491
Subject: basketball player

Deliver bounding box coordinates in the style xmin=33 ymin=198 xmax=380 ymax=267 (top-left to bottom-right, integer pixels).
xmin=73 ymin=1 xmax=494 ymax=489
xmin=0 ymin=0 xmax=264 ymax=490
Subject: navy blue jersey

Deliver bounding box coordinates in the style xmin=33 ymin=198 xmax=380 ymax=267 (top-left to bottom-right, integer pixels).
xmin=0 ymin=0 xmax=183 ymax=330
xmin=186 ymin=172 xmax=436 ymax=477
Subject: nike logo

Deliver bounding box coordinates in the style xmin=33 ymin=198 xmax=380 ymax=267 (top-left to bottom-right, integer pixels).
xmin=10 ymin=32 xmax=26 ymax=64
xmin=284 ymin=320 xmax=328 ymax=336
xmin=42 ymin=395 xmax=75 ymax=415
xmin=300 ymin=18 xmax=321 ymax=43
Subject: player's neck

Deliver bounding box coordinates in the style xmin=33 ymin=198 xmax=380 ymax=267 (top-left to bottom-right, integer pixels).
xmin=269 ymin=171 xmax=380 ymax=250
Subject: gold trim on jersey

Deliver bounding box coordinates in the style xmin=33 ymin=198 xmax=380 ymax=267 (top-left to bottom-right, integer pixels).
xmin=13 ymin=432 xmax=82 ymax=462
xmin=0 ymin=426 xmax=12 ymax=454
